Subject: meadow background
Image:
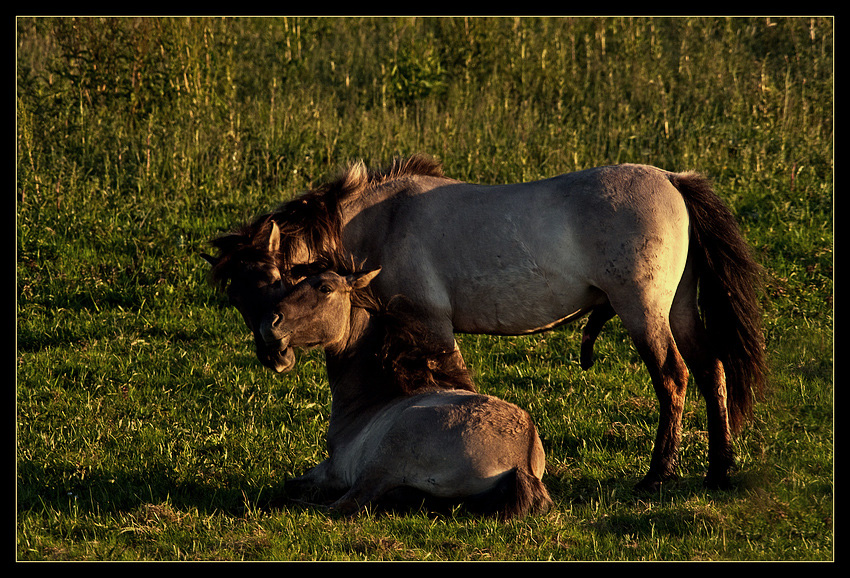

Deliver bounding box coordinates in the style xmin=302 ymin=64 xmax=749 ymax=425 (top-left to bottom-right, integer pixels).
xmin=16 ymin=17 xmax=833 ymax=560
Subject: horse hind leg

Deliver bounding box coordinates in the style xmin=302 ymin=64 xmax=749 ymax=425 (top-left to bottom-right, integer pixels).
xmin=613 ymin=301 xmax=690 ymax=492
xmin=669 ymin=285 xmax=735 ymax=489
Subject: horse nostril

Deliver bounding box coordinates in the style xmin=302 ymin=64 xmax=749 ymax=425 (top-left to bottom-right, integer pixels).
xmin=271 ymin=313 xmax=283 ymax=328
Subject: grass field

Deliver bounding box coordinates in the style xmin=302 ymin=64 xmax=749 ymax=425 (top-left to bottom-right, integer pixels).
xmin=16 ymin=17 xmax=833 ymax=560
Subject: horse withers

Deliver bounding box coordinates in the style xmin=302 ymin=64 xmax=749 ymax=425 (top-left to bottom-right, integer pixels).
xmin=204 ymin=156 xmax=766 ymax=492
xmin=260 ymin=266 xmax=552 ymax=519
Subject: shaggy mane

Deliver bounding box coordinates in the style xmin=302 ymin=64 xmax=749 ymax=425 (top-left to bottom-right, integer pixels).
xmin=376 ymin=297 xmax=476 ymax=396
xmin=207 ymin=154 xmax=444 ymax=288
xmin=332 ymin=259 xmax=474 ymax=398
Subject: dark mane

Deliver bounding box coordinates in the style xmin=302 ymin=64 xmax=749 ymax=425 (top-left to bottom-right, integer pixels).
xmin=207 ymin=154 xmax=444 ymax=288
xmin=205 ymin=218 xmax=279 ymax=291
xmin=376 ymin=298 xmax=476 ymax=397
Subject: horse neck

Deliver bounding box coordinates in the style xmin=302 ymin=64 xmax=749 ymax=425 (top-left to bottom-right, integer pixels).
xmin=323 ymin=307 xmax=390 ymax=436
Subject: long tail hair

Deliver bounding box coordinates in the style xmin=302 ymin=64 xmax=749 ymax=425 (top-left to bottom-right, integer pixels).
xmin=464 ymin=466 xmax=553 ymax=520
xmin=668 ymin=172 xmax=768 ymax=433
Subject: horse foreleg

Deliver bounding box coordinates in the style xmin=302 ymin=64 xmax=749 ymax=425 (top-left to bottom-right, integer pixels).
xmin=328 ymin=470 xmax=399 ymax=516
xmin=580 ymin=302 xmax=616 ymax=370
xmin=284 ymin=460 xmax=348 ymax=506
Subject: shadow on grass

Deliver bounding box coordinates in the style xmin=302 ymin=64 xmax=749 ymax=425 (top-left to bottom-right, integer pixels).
xmin=16 ymin=459 xmax=283 ymax=519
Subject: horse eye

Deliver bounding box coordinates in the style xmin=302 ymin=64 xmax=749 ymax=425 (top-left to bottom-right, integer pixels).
xmin=318 ymin=285 xmax=333 ymax=295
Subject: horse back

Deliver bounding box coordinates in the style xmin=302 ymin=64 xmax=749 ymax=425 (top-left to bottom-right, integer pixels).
xmin=342 ymin=164 xmax=691 ymax=336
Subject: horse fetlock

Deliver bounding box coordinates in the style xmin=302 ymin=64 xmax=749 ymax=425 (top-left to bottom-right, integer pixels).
xmin=636 ymin=470 xmax=679 ymax=493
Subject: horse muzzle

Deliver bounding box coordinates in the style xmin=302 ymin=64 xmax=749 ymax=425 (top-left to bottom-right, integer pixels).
xmin=250 ymin=309 xmax=295 ymax=372
xmin=256 ymin=340 xmax=295 ymax=373
xmin=255 ymin=317 xmax=296 ymax=372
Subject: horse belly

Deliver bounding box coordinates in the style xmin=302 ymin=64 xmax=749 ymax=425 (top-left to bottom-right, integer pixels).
xmin=450 ymin=270 xmax=604 ymax=335
xmin=439 ymin=186 xmax=606 ymax=334
xmin=438 ymin=224 xmax=605 ymax=335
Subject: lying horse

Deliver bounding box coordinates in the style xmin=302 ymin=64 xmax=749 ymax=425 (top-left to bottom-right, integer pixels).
xmin=265 ymin=266 xmax=553 ymax=519
xmin=204 ymin=155 xmax=766 ymax=492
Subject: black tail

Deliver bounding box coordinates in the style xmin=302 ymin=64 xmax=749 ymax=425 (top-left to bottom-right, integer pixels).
xmin=465 ymin=467 xmax=553 ymax=520
xmin=669 ymin=172 xmax=767 ymax=433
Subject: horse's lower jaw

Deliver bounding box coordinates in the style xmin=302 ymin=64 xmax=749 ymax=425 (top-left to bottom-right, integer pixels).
xmin=260 ymin=347 xmax=296 ymax=373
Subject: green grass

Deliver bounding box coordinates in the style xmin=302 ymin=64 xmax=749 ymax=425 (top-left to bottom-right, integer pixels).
xmin=17 ymin=16 xmax=832 ymax=560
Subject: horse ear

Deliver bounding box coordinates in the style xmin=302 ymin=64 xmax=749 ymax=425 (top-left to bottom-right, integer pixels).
xmin=266 ymin=221 xmax=280 ymax=254
xmin=347 ymin=267 xmax=381 ymax=289
xmin=200 ymin=253 xmax=219 ymax=267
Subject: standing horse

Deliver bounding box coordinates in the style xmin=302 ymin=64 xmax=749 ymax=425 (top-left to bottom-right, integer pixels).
xmin=263 ymin=266 xmax=553 ymax=518
xmin=204 ymin=155 xmax=766 ymax=491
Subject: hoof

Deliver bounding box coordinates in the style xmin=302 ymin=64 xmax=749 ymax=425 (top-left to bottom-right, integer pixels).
xmin=704 ymin=473 xmax=733 ymax=491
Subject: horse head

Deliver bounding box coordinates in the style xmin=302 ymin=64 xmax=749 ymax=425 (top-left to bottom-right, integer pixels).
xmin=254 ymin=268 xmax=381 ymax=372
xmin=203 ymin=220 xmax=292 ymax=370
xmin=203 ymin=219 xmax=350 ymax=371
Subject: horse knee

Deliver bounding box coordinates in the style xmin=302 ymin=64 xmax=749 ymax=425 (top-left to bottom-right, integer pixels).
xmin=667 ymin=351 xmax=690 ymax=392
